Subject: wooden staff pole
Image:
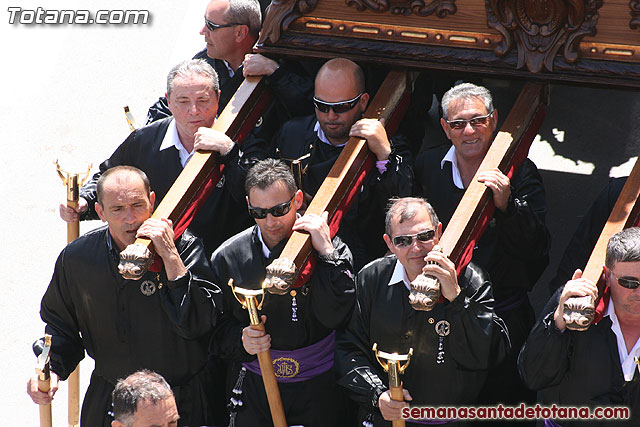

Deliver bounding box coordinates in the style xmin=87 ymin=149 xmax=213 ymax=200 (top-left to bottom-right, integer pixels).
xmin=36 ymin=335 xmax=53 ymax=427
xmin=56 ymin=161 xmax=91 ymax=427
xmin=564 ymin=157 xmax=640 ymax=330
xmin=228 ymin=280 xmax=287 ymax=427
xmin=373 ymin=344 xmax=413 ymax=427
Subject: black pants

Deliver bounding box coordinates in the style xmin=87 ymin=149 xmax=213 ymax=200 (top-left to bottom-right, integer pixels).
xmin=233 ymin=369 xmax=350 ymax=427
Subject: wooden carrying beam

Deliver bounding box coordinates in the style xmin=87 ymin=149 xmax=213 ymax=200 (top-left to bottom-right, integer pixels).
xmin=438 ymin=82 xmax=548 ymax=270
xmin=563 ymin=157 xmax=640 ymax=331
xmin=264 ymin=70 xmax=412 ymax=290
xmin=118 ymin=76 xmax=271 ymax=279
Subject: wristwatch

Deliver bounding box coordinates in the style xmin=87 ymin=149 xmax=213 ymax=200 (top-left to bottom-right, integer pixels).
xmin=318 ymin=248 xmax=340 ymax=263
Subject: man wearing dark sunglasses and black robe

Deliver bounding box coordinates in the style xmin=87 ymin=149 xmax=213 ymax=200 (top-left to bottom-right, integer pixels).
xmin=209 ymin=159 xmax=356 ymax=426
xmin=335 ymin=197 xmax=509 ymax=426
xmin=251 ymin=57 xmax=413 ymax=271
xmin=413 ymin=83 xmax=549 ymax=413
xmin=519 ymin=227 xmax=640 ymax=427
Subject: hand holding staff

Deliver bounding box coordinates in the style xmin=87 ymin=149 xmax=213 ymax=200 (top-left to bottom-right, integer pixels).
xmin=56 ymin=161 xmax=90 ymax=427
xmin=228 ymin=279 xmax=287 ymax=427
xmin=373 ymin=344 xmax=413 ymax=426
xmin=35 ymin=335 xmax=53 ymax=427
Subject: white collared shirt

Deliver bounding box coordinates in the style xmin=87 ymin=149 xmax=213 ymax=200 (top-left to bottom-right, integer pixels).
xmin=440 ymin=145 xmax=465 ymax=190
xmin=257 ymin=227 xmax=271 ymax=259
xmin=387 ymin=258 xmax=411 ymax=291
xmin=159 ymin=119 xmax=193 ymax=167
xmin=606 ymin=299 xmax=640 ymax=381
xmin=314 ymin=121 xmax=347 ymax=148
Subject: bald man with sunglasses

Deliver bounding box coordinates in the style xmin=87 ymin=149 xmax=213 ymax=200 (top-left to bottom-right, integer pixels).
xmin=209 ymin=158 xmax=355 ymax=425
xmin=413 ymin=83 xmax=549 ymax=413
xmin=262 ymin=57 xmax=413 ymax=271
xmin=335 ymin=197 xmax=508 ymax=426
xmin=519 ymin=227 xmax=640 ymax=426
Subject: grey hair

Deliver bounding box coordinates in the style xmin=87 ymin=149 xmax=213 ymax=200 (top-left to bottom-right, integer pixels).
xmin=605 ymin=227 xmax=640 ymax=269
xmin=441 ymin=82 xmax=493 ymax=120
xmin=245 ymin=158 xmax=297 ymax=196
xmin=226 ymin=0 xmax=262 ymax=37
xmin=385 ymin=197 xmax=439 ymax=236
xmin=166 ymin=59 xmax=219 ymax=98
xmin=112 ymin=370 xmax=174 ymax=427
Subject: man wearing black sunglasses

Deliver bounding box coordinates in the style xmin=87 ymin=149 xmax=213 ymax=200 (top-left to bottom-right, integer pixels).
xmin=519 ymin=227 xmax=640 ymax=426
xmin=210 ymin=159 xmax=355 ymax=426
xmin=414 ymin=82 xmax=549 ymax=413
xmin=336 ymin=197 xmax=508 ymax=425
xmin=264 ymin=57 xmax=413 ymax=271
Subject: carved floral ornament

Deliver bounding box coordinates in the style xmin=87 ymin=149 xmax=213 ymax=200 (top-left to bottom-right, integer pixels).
xmin=345 ymin=0 xmax=456 ymax=17
xmin=486 ymin=0 xmax=603 ymax=73
xmin=632 ymin=0 xmax=640 ymax=30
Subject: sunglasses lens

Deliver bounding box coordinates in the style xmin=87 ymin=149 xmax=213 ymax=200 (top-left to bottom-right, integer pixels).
xmin=416 ymin=230 xmax=435 ymax=243
xmin=448 ymin=120 xmax=465 ymax=130
xmin=313 ymin=100 xmax=331 ymax=113
xmin=331 ymin=102 xmax=354 ymax=114
xmin=469 ymin=117 xmax=488 ymax=127
xmin=619 ymin=277 xmax=640 ymax=289
xmin=393 ymin=236 xmax=413 ymax=247
xmin=271 ymin=201 xmax=291 ymax=217
xmin=248 ymin=207 xmax=266 ymax=219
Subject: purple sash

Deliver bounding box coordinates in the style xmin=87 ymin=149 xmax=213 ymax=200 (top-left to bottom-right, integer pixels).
xmin=544 ymin=419 xmax=563 ymax=427
xmin=242 ymin=331 xmax=335 ymax=383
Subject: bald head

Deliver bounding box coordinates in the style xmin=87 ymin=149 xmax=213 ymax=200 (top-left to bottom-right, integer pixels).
xmin=315 ymin=58 xmax=365 ymax=95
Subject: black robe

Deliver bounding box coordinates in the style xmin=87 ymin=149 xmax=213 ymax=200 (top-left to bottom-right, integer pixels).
xmin=335 ymin=255 xmax=509 ymax=426
xmin=257 ymin=114 xmax=413 ymax=271
xmin=414 ymin=144 xmax=549 ymax=406
xmin=40 ymin=226 xmax=223 ymax=426
xmin=79 ymin=117 xmax=265 ymax=255
xmin=210 ymin=225 xmax=356 ymax=425
xmin=518 ymin=289 xmax=640 ymax=426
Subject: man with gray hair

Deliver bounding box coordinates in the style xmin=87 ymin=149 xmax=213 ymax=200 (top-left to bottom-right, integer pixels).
xmin=336 ymin=197 xmax=508 ymax=425
xmin=60 ymin=58 xmax=265 ymax=255
xmin=112 ymin=370 xmax=179 ymax=427
xmin=414 ymin=82 xmax=549 ymax=412
xmin=519 ymin=227 xmax=640 ymax=426
xmin=146 ymin=0 xmax=314 ymax=124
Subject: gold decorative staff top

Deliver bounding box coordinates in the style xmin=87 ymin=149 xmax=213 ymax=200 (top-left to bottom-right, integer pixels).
xmin=228 ymin=279 xmax=267 ymax=324
xmin=54 ymin=160 xmax=92 ymax=201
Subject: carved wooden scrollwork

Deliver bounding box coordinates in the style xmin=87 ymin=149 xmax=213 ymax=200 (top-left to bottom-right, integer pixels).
xmin=486 ymin=0 xmax=603 ymax=73
xmin=631 ymin=1 xmax=640 ymax=30
xmin=345 ymin=0 xmax=456 ymax=18
xmin=259 ymin=0 xmax=318 ymax=45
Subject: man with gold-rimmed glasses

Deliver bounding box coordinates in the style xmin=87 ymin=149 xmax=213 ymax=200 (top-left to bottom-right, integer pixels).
xmin=414 ymin=82 xmax=550 ymax=414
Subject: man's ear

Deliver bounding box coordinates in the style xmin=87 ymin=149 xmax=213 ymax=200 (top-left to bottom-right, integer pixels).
xmin=359 ymin=93 xmax=370 ymax=112
xmin=112 ymin=421 xmax=125 ymax=427
xmin=293 ymin=189 xmax=304 ymax=210
xmin=383 ymin=234 xmax=395 ymax=255
xmin=235 ymin=24 xmax=249 ymax=42
xmin=440 ymin=117 xmax=451 ymax=141
xmin=436 ymin=222 xmax=443 ymax=240
xmin=95 ymin=202 xmax=107 ymax=223
xmin=149 ymin=191 xmax=156 ymax=209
